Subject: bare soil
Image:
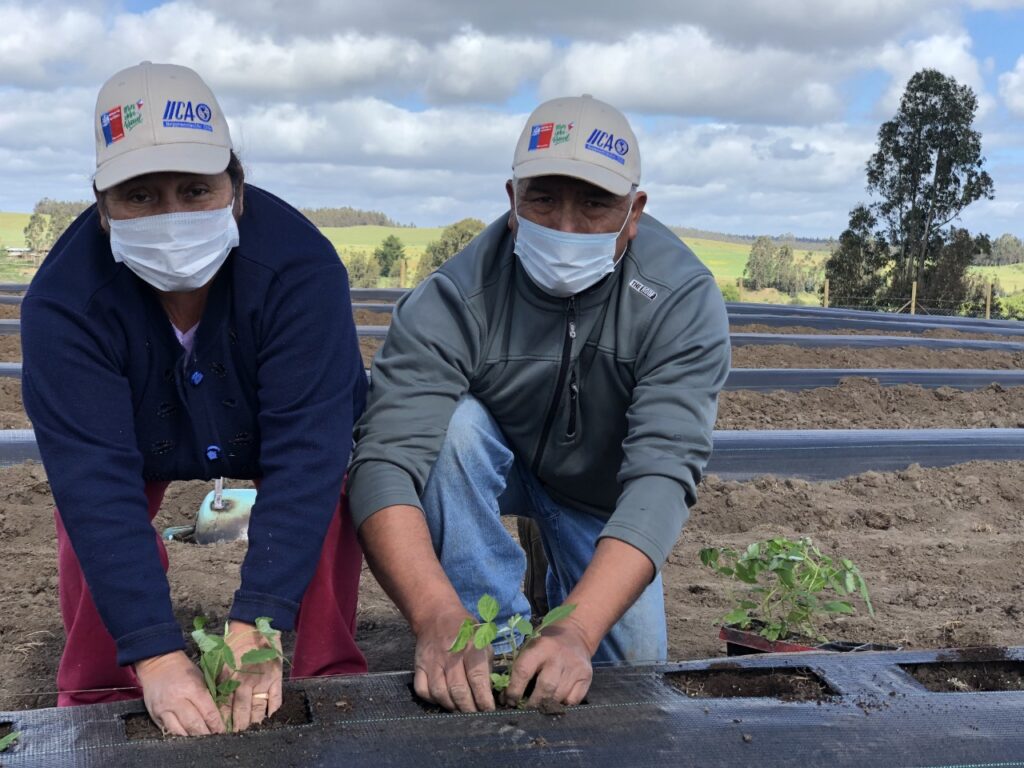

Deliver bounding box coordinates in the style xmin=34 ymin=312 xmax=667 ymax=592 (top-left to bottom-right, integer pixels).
xmin=122 ymin=688 xmax=311 ymax=740
xmin=902 ymin=660 xmax=1024 ymax=692
xmin=664 ymin=666 xmax=835 ymax=701
xmin=718 ymin=378 xmax=1024 ymax=429
xmin=732 ymin=344 xmax=1024 ymax=370
xmin=3 ymin=457 xmax=1024 ymax=712
xmin=7 ymin=373 xmax=1024 ymax=432
xmin=2 ymin=309 xmax=1024 ymax=714
xmin=732 ymin=323 xmax=1024 ymax=343
xmin=0 ymin=304 xmax=19 ymax=320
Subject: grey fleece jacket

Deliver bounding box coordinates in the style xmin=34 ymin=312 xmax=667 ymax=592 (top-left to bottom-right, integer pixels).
xmin=348 ymin=212 xmax=731 ymax=570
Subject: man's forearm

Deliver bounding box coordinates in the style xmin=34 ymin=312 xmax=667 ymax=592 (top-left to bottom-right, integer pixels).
xmin=560 ymin=537 xmax=655 ymax=655
xmin=357 ymin=504 xmax=466 ymax=633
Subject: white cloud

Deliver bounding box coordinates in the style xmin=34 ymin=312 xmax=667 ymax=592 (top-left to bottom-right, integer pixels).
xmin=0 ymin=0 xmax=1019 ymax=240
xmin=197 ymin=0 xmax=947 ymax=51
xmin=967 ymin=0 xmax=1024 ymax=7
xmin=999 ymin=56 xmax=1024 ymax=116
xmin=875 ymin=33 xmax=994 ymax=116
xmin=0 ymin=5 xmax=103 ymax=86
xmin=232 ymin=99 xmax=524 ymax=174
xmin=539 ymin=27 xmax=846 ymax=123
xmin=423 ymin=29 xmax=554 ymax=103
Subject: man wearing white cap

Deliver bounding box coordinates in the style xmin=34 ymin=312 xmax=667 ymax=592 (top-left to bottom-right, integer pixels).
xmin=22 ymin=63 xmax=368 ymax=735
xmin=349 ymin=96 xmax=731 ymax=711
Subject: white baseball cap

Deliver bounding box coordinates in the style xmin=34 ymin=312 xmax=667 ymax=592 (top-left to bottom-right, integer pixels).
xmin=512 ymin=94 xmax=640 ymax=196
xmin=94 ymin=62 xmax=232 ymax=191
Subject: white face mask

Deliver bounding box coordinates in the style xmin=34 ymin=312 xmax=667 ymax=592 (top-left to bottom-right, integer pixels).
xmin=513 ymin=194 xmax=633 ymax=298
xmin=109 ymin=203 xmax=240 ymax=292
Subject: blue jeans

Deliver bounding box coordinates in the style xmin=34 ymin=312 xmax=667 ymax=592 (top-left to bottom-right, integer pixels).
xmin=421 ymin=396 xmax=668 ymax=664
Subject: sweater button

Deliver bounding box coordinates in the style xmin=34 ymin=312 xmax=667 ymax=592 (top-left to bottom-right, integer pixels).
xmin=206 ymin=445 xmax=221 ymax=460
xmin=190 ymin=370 xmax=204 ymax=386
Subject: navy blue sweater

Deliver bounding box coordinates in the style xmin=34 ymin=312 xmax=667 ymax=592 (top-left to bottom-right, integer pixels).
xmin=21 ymin=185 xmax=367 ymax=666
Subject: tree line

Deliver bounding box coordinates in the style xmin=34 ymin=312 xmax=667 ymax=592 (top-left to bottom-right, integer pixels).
xmin=675 ymin=226 xmax=832 ymax=249
xmin=299 ymin=206 xmax=409 ymax=228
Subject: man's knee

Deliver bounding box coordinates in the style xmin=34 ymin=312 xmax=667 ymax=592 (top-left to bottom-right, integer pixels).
xmin=443 ymin=396 xmax=503 ymax=457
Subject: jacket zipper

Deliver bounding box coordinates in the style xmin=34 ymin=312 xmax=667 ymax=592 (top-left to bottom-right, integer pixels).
xmin=532 ymin=297 xmax=576 ymax=473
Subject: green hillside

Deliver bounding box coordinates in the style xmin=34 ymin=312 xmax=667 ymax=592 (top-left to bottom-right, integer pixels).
xmin=971 ymin=263 xmax=1024 ymax=294
xmin=320 ymin=225 xmax=443 ymax=257
xmin=0 ymin=212 xmax=30 ymax=249
xmin=679 ymin=236 xmax=828 ymax=283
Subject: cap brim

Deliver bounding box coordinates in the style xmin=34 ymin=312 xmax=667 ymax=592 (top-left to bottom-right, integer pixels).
xmin=94 ymin=143 xmax=231 ymax=191
xmin=513 ymin=156 xmax=634 ymax=196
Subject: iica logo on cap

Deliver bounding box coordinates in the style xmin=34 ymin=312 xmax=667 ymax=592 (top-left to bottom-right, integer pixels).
xmin=100 ymin=99 xmax=145 ymax=146
xmin=528 ymin=121 xmax=574 ymax=151
xmin=584 ymin=128 xmax=629 ymax=165
xmin=162 ymin=100 xmax=214 ymax=132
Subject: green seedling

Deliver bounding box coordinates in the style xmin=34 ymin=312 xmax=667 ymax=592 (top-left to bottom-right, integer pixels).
xmin=191 ymin=616 xmax=286 ymax=731
xmin=700 ymin=536 xmax=874 ymax=643
xmin=0 ymin=731 xmax=20 ymax=752
xmin=448 ymin=594 xmax=576 ymax=694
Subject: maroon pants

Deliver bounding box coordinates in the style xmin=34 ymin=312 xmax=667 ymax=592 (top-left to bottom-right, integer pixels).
xmin=55 ymin=481 xmax=366 ymax=706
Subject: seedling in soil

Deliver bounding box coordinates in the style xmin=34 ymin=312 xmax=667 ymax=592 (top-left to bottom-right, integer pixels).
xmin=191 ymin=616 xmax=286 ymax=731
xmin=448 ymin=594 xmax=576 ymax=694
xmin=0 ymin=731 xmax=20 ymax=752
xmin=700 ymin=536 xmax=874 ymax=643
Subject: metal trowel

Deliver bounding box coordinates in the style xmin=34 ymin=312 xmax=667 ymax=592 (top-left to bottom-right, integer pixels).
xmin=194 ymin=478 xmax=256 ymax=544
xmin=162 ymin=478 xmax=256 ymax=544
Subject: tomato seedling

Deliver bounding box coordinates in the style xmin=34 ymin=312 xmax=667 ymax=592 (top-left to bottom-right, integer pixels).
xmin=700 ymin=536 xmax=874 ymax=642
xmin=191 ymin=616 xmax=285 ymax=730
xmin=0 ymin=731 xmax=20 ymax=752
xmin=448 ymin=594 xmax=576 ymax=693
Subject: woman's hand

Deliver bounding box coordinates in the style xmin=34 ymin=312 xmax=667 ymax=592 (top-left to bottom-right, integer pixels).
xmin=220 ymin=619 xmax=284 ymax=731
xmin=134 ymin=650 xmax=225 ymax=736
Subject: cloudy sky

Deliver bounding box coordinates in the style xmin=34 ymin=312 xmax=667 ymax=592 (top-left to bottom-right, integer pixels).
xmin=3 ymin=0 xmax=1024 ymax=237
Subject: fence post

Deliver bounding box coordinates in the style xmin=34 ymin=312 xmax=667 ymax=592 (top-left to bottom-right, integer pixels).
xmin=985 ymin=282 xmax=992 ymax=320
xmin=823 ymin=278 xmax=830 ymax=308
xmin=910 ymin=281 xmax=917 ymax=315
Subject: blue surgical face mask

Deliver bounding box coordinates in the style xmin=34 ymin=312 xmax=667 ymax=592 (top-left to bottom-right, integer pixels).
xmin=513 ymin=190 xmax=633 ymax=298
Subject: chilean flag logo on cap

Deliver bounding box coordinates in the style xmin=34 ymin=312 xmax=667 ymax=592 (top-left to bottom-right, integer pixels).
xmin=101 ymin=106 xmax=125 ymax=146
xmin=528 ymin=123 xmax=554 ymax=151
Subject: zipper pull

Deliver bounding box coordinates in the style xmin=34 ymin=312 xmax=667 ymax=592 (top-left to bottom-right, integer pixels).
xmin=567 ymin=371 xmax=579 ymax=438
xmin=568 ymin=297 xmax=577 ymax=339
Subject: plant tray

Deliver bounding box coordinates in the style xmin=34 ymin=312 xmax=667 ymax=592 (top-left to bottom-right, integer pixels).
xmin=719 ymin=625 xmax=902 ymax=656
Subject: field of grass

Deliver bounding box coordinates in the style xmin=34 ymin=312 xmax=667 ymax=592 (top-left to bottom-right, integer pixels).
xmin=971 ymin=263 xmax=1024 ymax=294
xmin=320 ymin=225 xmax=443 ymax=256
xmin=0 ymin=212 xmax=30 ymax=249
xmin=0 ymin=252 xmax=39 ymax=281
xmin=679 ymin=236 xmax=830 ymax=284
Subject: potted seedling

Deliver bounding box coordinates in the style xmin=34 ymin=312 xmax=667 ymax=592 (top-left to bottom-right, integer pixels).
xmin=449 ymin=594 xmax=576 ymax=703
xmin=699 ymin=537 xmax=893 ymax=655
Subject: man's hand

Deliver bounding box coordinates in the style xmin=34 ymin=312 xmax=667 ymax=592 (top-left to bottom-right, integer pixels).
xmin=134 ymin=650 xmax=226 ymax=736
xmin=504 ymin=617 xmax=594 ymax=708
xmin=221 ymin=619 xmax=284 ymax=731
xmin=413 ymin=607 xmax=495 ymax=712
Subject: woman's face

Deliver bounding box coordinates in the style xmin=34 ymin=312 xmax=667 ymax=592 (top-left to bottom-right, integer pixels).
xmin=98 ymin=170 xmax=235 ymax=228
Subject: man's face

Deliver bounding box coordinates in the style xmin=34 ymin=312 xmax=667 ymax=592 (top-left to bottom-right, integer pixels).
xmin=506 ymin=175 xmax=647 ymax=263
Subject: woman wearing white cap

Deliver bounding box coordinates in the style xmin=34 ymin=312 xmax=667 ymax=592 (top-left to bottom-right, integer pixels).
xmin=21 ymin=62 xmax=367 ymax=735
